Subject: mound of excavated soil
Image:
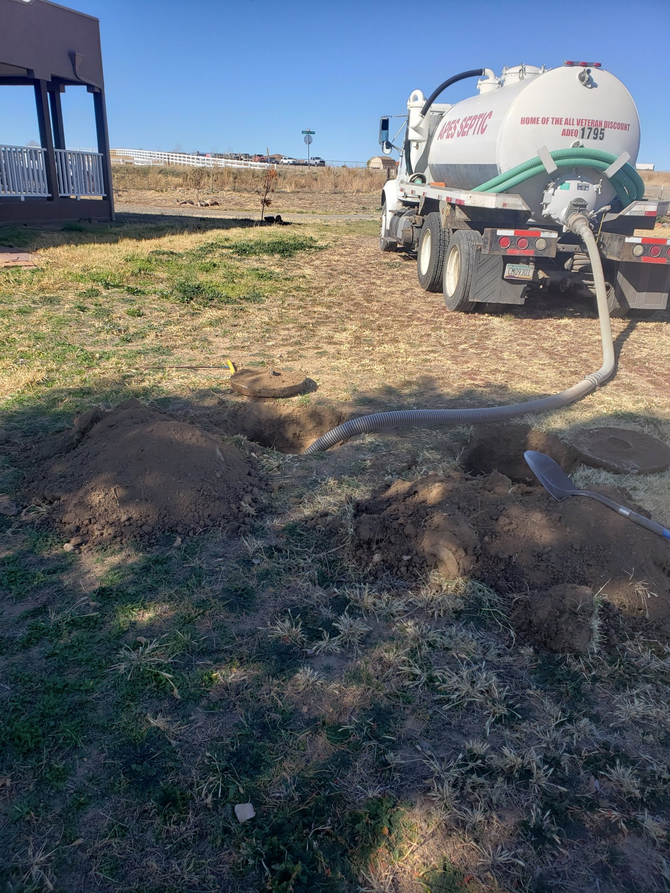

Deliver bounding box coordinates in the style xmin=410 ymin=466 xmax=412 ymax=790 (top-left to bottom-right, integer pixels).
xmin=511 ymin=584 xmax=597 ymax=654
xmin=26 ymin=399 xmax=263 ymax=545
xmin=352 ymin=468 xmax=670 ymax=643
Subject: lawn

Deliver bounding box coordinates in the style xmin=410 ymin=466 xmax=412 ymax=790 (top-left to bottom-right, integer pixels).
xmin=1 ymin=207 xmax=670 ymax=892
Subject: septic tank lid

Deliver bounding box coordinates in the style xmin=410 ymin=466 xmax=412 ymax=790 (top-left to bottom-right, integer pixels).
xmin=572 ymin=427 xmax=670 ymax=474
xmin=230 ymin=368 xmax=317 ymax=399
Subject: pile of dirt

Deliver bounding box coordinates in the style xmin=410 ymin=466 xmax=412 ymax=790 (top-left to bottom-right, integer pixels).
xmin=355 ymin=473 xmax=479 ymax=580
xmin=352 ymin=467 xmax=670 ymax=645
xmin=25 ymin=399 xmax=263 ymax=545
xmin=511 ymin=584 xmax=596 ymax=654
xmin=208 ymin=400 xmax=347 ymax=453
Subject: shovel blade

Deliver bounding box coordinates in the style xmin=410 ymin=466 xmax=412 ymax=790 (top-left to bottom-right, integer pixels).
xmin=523 ymin=450 xmax=578 ymax=501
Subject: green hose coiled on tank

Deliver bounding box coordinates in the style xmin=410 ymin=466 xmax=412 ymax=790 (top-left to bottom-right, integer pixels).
xmin=472 ymin=147 xmax=645 ymax=207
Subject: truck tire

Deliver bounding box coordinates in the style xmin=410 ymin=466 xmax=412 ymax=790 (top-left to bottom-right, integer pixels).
xmin=443 ymin=229 xmax=481 ymax=312
xmin=417 ymin=212 xmax=449 ymax=292
xmin=573 ymin=254 xmax=629 ymax=317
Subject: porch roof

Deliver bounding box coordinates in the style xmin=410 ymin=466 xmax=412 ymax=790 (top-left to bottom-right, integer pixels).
xmin=0 ymin=0 xmax=104 ymax=87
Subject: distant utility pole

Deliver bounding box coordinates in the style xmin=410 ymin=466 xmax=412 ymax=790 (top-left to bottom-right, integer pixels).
xmin=302 ymin=129 xmax=315 ymax=165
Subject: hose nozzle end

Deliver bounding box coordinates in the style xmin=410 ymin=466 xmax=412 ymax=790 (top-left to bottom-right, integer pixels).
xmin=566 ymin=212 xmax=592 ymax=237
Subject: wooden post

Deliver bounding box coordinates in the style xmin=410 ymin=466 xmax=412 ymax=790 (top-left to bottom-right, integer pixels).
xmin=48 ymin=85 xmax=66 ymax=150
xmin=91 ymin=86 xmax=115 ymax=220
xmin=34 ymin=79 xmax=59 ymax=201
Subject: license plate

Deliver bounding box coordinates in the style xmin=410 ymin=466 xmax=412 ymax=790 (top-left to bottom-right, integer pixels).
xmin=504 ymin=263 xmax=533 ymax=281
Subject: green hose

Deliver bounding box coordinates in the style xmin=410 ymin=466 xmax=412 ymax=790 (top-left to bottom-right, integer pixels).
xmin=472 ymin=148 xmax=644 ymax=207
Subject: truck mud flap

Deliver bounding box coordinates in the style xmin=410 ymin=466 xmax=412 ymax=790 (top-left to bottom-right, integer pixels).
xmin=615 ymin=262 xmax=670 ymax=311
xmin=471 ymin=253 xmax=527 ymax=305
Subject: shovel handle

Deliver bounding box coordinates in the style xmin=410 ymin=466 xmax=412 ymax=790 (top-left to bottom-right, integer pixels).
xmin=583 ymin=492 xmax=670 ymax=540
xmin=618 ymin=506 xmax=670 ymax=539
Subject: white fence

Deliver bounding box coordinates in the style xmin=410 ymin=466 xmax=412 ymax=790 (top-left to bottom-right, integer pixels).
xmin=0 ymin=145 xmax=106 ymax=199
xmin=55 ymin=149 xmax=105 ymax=198
xmin=111 ymin=148 xmax=378 ymax=169
xmin=111 ymin=148 xmax=272 ymax=170
xmin=0 ymin=145 xmax=49 ymax=198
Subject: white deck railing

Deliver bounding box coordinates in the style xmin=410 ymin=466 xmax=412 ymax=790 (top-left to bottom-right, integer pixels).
xmin=111 ymin=148 xmax=273 ymax=170
xmin=55 ymin=149 xmax=105 ymax=198
xmin=0 ymin=145 xmax=106 ymax=199
xmin=0 ymin=145 xmax=50 ymax=198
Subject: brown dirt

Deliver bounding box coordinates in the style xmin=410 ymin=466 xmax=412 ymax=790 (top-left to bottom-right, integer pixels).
xmin=0 ymin=247 xmax=37 ymax=268
xmin=511 ymin=584 xmax=596 ymax=653
xmin=207 ymin=399 xmax=349 ymax=453
xmin=352 ymin=465 xmax=670 ymax=642
xmin=18 ymin=400 xmax=670 ymax=646
xmin=24 ymin=399 xmax=263 ymax=545
xmin=463 ymin=423 xmax=577 ymax=482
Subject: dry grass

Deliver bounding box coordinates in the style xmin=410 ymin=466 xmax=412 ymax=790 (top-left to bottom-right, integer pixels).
xmin=2 ymin=198 xmax=670 ymax=892
xmin=1 ymin=206 xmax=669 ymax=502
xmin=640 ymin=170 xmax=670 ymax=188
xmin=112 ymin=165 xmax=388 ymax=219
xmin=113 ymin=163 xmax=388 ymax=195
xmin=115 ymin=187 xmax=383 ymax=217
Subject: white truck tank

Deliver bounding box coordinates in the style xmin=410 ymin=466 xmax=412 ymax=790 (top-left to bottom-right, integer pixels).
xmin=408 ymin=64 xmax=640 ymax=221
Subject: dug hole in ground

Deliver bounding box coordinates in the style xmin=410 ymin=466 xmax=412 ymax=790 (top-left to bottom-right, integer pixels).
xmin=22 ymin=396 xmax=670 ymax=652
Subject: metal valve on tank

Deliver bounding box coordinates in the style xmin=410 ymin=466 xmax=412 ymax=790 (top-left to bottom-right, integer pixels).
xmin=542 ymin=176 xmax=603 ymax=226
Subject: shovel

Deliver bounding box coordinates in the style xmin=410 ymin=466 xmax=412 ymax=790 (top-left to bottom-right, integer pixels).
xmin=523 ymin=450 xmax=670 ymax=540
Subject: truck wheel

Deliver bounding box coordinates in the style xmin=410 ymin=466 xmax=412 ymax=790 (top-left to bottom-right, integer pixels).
xmin=443 ymin=229 xmax=481 ymax=312
xmin=417 ymin=212 xmax=449 ymax=292
xmin=575 ymin=255 xmax=629 ymax=317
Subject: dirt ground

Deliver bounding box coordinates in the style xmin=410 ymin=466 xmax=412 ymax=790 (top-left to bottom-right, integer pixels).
xmin=26 ymin=398 xmax=264 ymax=545
xmin=2 ymin=194 xmax=670 ymax=893
xmin=24 ymin=402 xmax=670 ymax=640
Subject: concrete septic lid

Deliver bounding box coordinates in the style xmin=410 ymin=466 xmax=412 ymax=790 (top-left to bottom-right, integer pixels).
xmin=572 ymin=427 xmax=670 ymax=474
xmin=230 ymin=368 xmax=317 ymax=399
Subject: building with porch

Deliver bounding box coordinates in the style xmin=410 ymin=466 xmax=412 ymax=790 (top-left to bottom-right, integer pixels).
xmin=0 ymin=0 xmax=114 ymax=224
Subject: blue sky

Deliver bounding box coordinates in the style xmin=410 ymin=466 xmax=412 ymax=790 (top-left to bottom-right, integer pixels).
xmin=1 ymin=0 xmax=669 ymax=167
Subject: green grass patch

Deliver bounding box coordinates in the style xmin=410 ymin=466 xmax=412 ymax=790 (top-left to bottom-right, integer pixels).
xmin=0 ymin=225 xmax=42 ymax=249
xmin=225 ymin=234 xmax=322 ymax=258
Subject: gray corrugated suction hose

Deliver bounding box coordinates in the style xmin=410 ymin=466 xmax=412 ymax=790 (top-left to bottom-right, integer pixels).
xmin=304 ymin=215 xmax=614 ymax=453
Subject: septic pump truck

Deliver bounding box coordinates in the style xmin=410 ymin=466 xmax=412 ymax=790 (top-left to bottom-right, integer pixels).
xmin=378 ymin=62 xmax=670 ymax=317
